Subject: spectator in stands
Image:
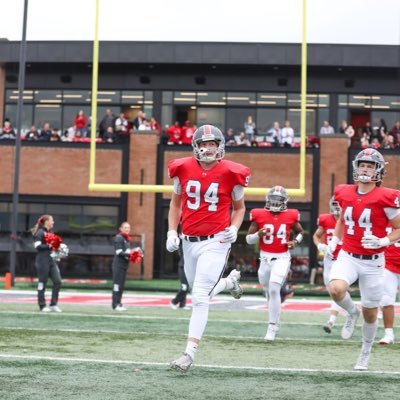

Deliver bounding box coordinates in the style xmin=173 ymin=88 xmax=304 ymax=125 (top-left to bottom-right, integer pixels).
xmin=244 ymin=115 xmax=256 ymax=143
xmin=390 ymin=121 xmax=400 ymax=147
xmin=149 ymin=117 xmax=161 ymax=134
xmin=99 ymin=109 xmax=115 ymax=139
xmin=267 ymin=122 xmax=281 ymax=146
xmin=360 ymin=132 xmax=370 ymax=148
xmin=62 ymin=126 xmax=76 ymax=142
xmin=236 ymin=131 xmax=251 ymax=147
xmin=39 ymin=123 xmax=52 ymax=141
xmin=224 ymin=128 xmax=236 ymax=146
xmin=380 ymin=130 xmax=394 ymax=149
xmin=138 ymin=116 xmax=150 ymax=131
xmin=181 ymin=120 xmax=195 ymax=145
xmin=319 ymin=120 xmax=335 ymax=135
xmin=339 ymin=120 xmax=354 ymax=147
xmin=74 ymin=110 xmax=87 ymax=137
xmin=166 ymin=121 xmax=182 ymax=145
xmin=132 ymin=111 xmax=146 ymax=130
xmin=104 ymin=126 xmax=116 ymax=143
xmin=25 ymin=125 xmax=40 ymax=141
xmin=362 ymin=121 xmax=373 ymax=142
xmin=115 ymin=113 xmax=129 ymax=136
xmin=279 ymin=120 xmax=294 ymax=147
xmin=50 ymin=128 xmax=61 ymax=142
xmin=0 ymin=119 xmax=16 ymax=139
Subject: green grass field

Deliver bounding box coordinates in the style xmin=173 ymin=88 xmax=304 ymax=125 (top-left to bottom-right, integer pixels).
xmin=0 ymin=301 xmax=399 ymax=400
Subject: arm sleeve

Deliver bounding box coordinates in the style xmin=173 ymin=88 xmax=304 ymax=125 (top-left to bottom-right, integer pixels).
xmin=232 ymin=185 xmax=244 ymax=201
xmin=34 ymin=230 xmax=51 ymax=250
xmin=173 ymin=176 xmax=182 ymax=195
xmin=384 ymin=208 xmax=400 ymax=220
xmin=114 ymin=236 xmax=129 ymax=259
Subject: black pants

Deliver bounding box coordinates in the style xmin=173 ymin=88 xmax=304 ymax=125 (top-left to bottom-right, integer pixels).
xmin=36 ymin=259 xmax=62 ymax=309
xmin=171 ymin=263 xmax=189 ymax=308
xmin=112 ymin=266 xmax=128 ymax=309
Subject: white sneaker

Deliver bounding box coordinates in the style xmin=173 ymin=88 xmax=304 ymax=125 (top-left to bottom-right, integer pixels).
xmin=170 ymin=352 xmax=193 ymax=373
xmin=354 ymin=350 xmax=370 ymax=371
xmin=379 ymin=334 xmax=394 ymax=345
xmin=40 ymin=306 xmax=51 ymax=313
xmin=50 ymin=305 xmax=62 ymax=313
xmin=264 ymin=323 xmax=279 ymax=341
xmin=341 ymin=308 xmax=361 ymax=340
xmin=228 ymin=270 xmax=243 ymax=299
xmin=114 ymin=305 xmax=127 ymax=312
xmin=170 ymin=301 xmax=178 ymax=310
xmin=323 ymin=321 xmax=334 ymax=334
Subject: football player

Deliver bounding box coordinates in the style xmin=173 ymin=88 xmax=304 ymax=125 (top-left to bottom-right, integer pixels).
xmin=328 ymin=149 xmax=400 ymax=370
xmin=246 ymin=186 xmax=304 ymax=341
xmin=313 ymin=197 xmax=346 ymax=334
xmin=378 ymin=224 xmax=400 ymax=345
xmin=166 ymin=124 xmax=250 ymax=373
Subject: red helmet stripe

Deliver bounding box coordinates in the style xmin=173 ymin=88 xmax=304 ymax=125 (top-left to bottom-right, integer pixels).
xmin=204 ymin=125 xmax=212 ymax=135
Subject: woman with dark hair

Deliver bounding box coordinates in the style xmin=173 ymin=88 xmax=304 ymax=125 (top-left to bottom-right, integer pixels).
xmin=31 ymin=215 xmax=63 ymax=313
xmin=111 ymin=222 xmax=143 ymax=311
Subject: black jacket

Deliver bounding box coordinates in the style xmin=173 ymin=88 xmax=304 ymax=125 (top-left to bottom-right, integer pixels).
xmin=33 ymin=227 xmax=53 ymax=266
xmin=112 ymin=233 xmax=131 ymax=269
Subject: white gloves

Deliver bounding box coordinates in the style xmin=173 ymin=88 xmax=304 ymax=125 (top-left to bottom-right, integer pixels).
xmin=361 ymin=235 xmax=390 ymax=249
xmin=166 ymin=230 xmax=180 ymax=252
xmin=221 ymin=225 xmax=238 ymax=243
xmin=327 ymin=236 xmax=340 ymax=259
xmin=317 ymin=243 xmax=328 ymax=255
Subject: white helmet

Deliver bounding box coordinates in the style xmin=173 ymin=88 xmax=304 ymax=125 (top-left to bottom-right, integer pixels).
xmin=265 ymin=186 xmax=288 ymax=212
xmin=192 ymin=125 xmax=225 ymax=162
xmin=329 ymin=196 xmax=341 ymax=216
xmin=352 ymin=148 xmax=386 ymax=183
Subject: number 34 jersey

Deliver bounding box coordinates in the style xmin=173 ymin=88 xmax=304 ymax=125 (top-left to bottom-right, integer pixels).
xmin=168 ymin=157 xmax=250 ymax=236
xmin=249 ymin=208 xmax=300 ymax=253
xmin=334 ymin=184 xmax=400 ymax=255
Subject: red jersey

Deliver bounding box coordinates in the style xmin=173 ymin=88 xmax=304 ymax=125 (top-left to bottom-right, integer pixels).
xmin=317 ymin=213 xmax=342 ymax=259
xmin=168 ymin=157 xmax=250 ymax=236
xmin=249 ymin=208 xmax=300 ymax=253
xmin=181 ymin=127 xmax=195 ymax=145
xmin=334 ymin=184 xmax=400 ymax=255
xmin=166 ymin=125 xmax=182 ymax=144
xmin=385 ymin=226 xmax=400 ymax=274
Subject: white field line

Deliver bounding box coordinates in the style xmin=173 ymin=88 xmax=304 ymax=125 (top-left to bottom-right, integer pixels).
xmin=0 ymin=353 xmax=399 ymax=376
xmin=0 ymin=325 xmax=363 ymax=344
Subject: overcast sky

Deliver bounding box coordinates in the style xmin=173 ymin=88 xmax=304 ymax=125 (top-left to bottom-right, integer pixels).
xmin=1 ymin=0 xmax=399 ymax=44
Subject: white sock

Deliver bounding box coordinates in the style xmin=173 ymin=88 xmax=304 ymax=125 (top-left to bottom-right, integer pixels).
xmin=336 ymin=292 xmax=358 ymax=314
xmin=211 ymin=278 xmax=228 ymax=296
xmin=268 ymin=282 xmax=281 ymax=324
xmin=328 ymin=314 xmax=337 ymax=324
xmin=362 ymin=321 xmax=378 ymax=353
xmin=185 ymin=340 xmax=198 ymax=359
xmin=384 ymin=328 xmax=394 ymax=337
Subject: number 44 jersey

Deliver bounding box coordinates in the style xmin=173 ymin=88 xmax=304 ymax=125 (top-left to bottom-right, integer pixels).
xmin=168 ymin=157 xmax=250 ymax=236
xmin=249 ymin=208 xmax=300 ymax=253
xmin=334 ymin=184 xmax=400 ymax=255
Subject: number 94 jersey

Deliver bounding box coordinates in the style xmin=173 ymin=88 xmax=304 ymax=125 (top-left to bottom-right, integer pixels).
xmin=334 ymin=184 xmax=400 ymax=255
xmin=249 ymin=208 xmax=300 ymax=253
xmin=168 ymin=157 xmax=250 ymax=236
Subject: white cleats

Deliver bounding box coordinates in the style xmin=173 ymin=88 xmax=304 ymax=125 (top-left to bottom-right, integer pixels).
xmin=114 ymin=305 xmax=127 ymax=312
xmin=341 ymin=308 xmax=360 ymax=340
xmin=40 ymin=306 xmax=51 ymax=313
xmin=170 ymin=352 xmax=193 ymax=373
xmin=323 ymin=321 xmax=334 ymax=334
xmin=170 ymin=301 xmax=179 ymax=310
xmin=379 ymin=334 xmax=394 ymax=345
xmin=50 ymin=305 xmax=62 ymax=313
xmin=354 ymin=351 xmax=370 ymax=371
xmin=264 ymin=323 xmax=279 ymax=341
xmin=228 ymin=270 xmax=243 ymax=299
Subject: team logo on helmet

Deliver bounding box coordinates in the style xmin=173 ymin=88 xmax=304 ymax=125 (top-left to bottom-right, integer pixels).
xmin=352 ymin=148 xmax=386 ymax=183
xmin=192 ymin=125 xmax=225 ymax=162
xmin=265 ymin=185 xmax=288 ymax=212
xmin=329 ymin=196 xmax=341 ymax=216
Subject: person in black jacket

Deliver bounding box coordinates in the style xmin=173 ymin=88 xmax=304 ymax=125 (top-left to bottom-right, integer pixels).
xmin=112 ymin=222 xmax=133 ymax=311
xmin=31 ymin=214 xmax=62 ymax=313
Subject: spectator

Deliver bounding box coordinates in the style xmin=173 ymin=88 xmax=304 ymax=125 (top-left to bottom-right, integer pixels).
xmin=138 ymin=118 xmax=150 ymax=131
xmin=380 ymin=131 xmax=394 ymax=149
xmin=39 ymin=123 xmax=52 ymax=142
xmin=244 ymin=115 xmax=256 ymax=143
xmin=235 ymin=131 xmax=251 ymax=147
xmin=360 ymin=132 xmax=370 ymax=148
xmin=181 ymin=120 xmax=195 ymax=145
xmin=50 ymin=128 xmax=61 ymax=142
xmin=74 ymin=110 xmax=87 ymax=137
xmin=319 ymin=120 xmax=335 ymax=135
xmin=25 ymin=125 xmax=40 ymax=141
xmin=0 ymin=120 xmax=16 ymax=139
xmin=267 ymin=122 xmax=281 ymax=146
xmin=166 ymin=121 xmax=182 ymax=145
xmin=224 ymin=128 xmax=236 ymax=146
xmin=149 ymin=117 xmax=161 ymax=135
xmin=115 ymin=113 xmax=129 ymax=136
xmin=279 ymin=120 xmax=294 ymax=147
xmin=339 ymin=120 xmax=354 ymax=146
xmin=99 ymin=109 xmax=115 ymax=139
xmin=62 ymin=126 xmax=77 ymax=142
xmin=104 ymin=126 xmax=116 ymax=143
xmin=132 ymin=111 xmax=146 ymax=130
xmin=362 ymin=121 xmax=373 ymax=143
xmin=390 ymin=121 xmax=400 ymax=147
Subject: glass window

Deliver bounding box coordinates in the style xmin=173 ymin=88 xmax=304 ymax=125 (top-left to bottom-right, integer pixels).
xmin=318 ymin=94 xmax=330 ymax=108
xmin=162 ymin=91 xmax=173 ymax=104
xmin=257 ymin=93 xmax=287 ymax=107
xmin=35 ymin=90 xmax=62 ymax=104
xmin=34 ymin=105 xmax=62 ymax=130
xmin=288 ymin=93 xmax=319 ymax=108
xmin=4 ymin=104 xmax=33 ymax=133
xmin=317 ymin=109 xmax=330 ymax=132
xmin=372 ymin=95 xmax=400 ymax=110
xmin=121 ymin=91 xmax=144 ymax=105
xmin=256 ymin=108 xmax=286 ymax=135
xmin=6 ymin=89 xmax=34 ymax=103
xmin=197 ymin=92 xmax=225 ymax=106
xmin=225 ymin=92 xmax=255 ymax=106
xmin=173 ymin=91 xmax=196 ymax=105
xmin=196 ymin=107 xmax=225 ymax=131
xmin=83 ymin=205 xmax=118 ymax=217
xmin=226 ymin=108 xmax=256 ymax=135
xmin=348 ymin=95 xmax=371 ymax=108
xmin=287 ymin=108 xmax=316 ymax=136
xmin=62 ymin=90 xmax=90 ymax=104
xmin=371 ymin=112 xmax=400 ymax=132
xmin=338 ymin=94 xmax=348 ymax=107
xmin=94 ymin=90 xmax=120 ymax=104
xmin=337 ymin=109 xmax=348 ymax=130
xmin=161 ymin=105 xmax=173 ymax=130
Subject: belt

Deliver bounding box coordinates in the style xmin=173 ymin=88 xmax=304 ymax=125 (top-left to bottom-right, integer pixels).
xmin=347 ymin=252 xmax=379 ymax=260
xmin=183 ymin=234 xmax=214 ymax=242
